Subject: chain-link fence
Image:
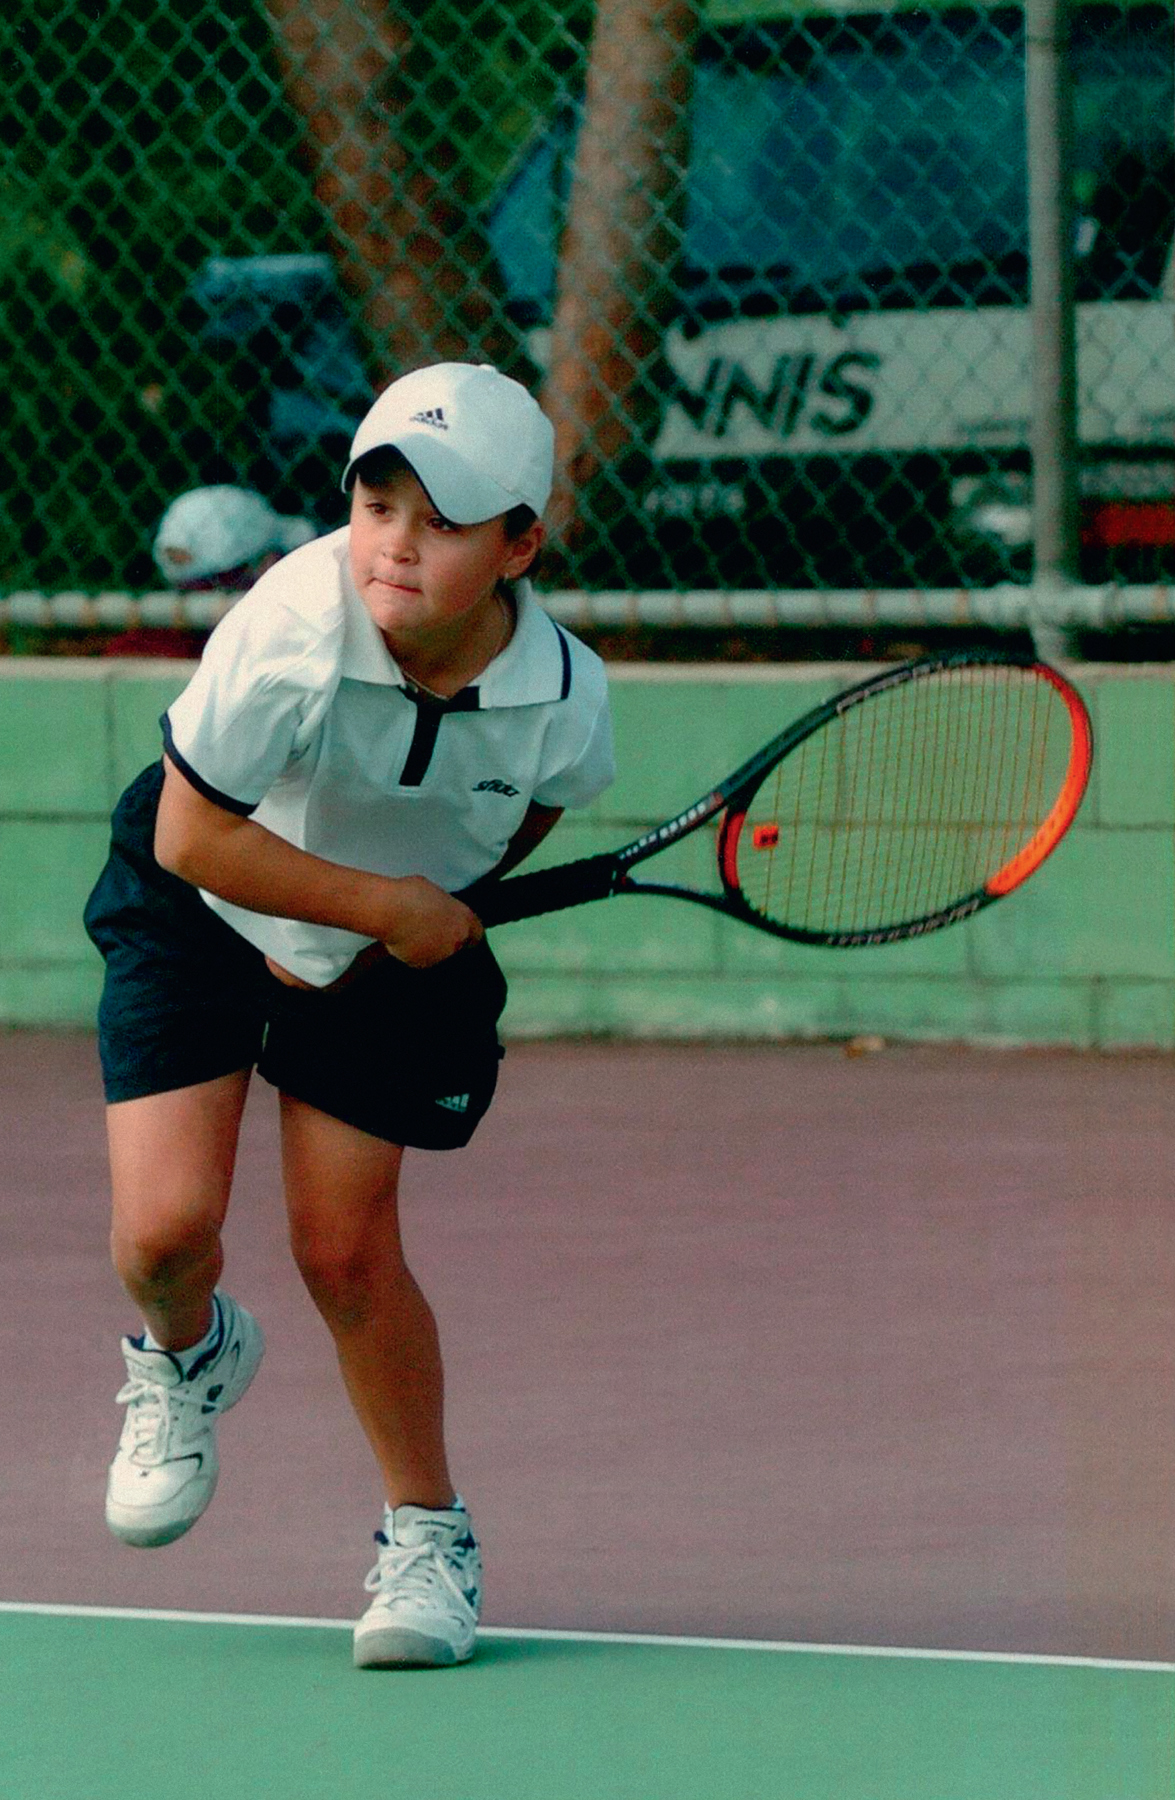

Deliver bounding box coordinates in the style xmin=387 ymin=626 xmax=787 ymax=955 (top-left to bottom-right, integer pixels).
xmin=2 ymin=0 xmax=1173 ymax=613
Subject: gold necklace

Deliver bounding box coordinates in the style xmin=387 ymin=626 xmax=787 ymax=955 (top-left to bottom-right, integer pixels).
xmin=403 ymin=592 xmax=512 ymax=703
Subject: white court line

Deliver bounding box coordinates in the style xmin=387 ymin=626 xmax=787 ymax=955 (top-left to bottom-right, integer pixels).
xmin=1 ymin=1600 xmax=1172 ymax=1675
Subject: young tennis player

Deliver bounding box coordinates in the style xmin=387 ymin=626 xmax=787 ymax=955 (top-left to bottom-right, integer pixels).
xmin=84 ymin=362 xmax=615 ymax=1668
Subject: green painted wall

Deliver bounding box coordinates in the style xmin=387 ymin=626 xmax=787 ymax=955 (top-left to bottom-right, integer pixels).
xmin=1 ymin=659 xmax=1171 ymax=1046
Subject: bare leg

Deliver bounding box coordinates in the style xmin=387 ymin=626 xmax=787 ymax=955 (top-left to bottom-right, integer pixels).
xmin=279 ymin=1093 xmax=455 ymax=1510
xmin=107 ymin=1070 xmax=252 ymax=1350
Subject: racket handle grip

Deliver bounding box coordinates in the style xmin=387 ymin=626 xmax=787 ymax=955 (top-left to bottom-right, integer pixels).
xmin=458 ymin=853 xmax=618 ymax=927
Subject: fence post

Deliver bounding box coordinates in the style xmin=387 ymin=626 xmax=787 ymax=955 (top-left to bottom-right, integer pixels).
xmin=1025 ymin=0 xmax=1080 ymax=659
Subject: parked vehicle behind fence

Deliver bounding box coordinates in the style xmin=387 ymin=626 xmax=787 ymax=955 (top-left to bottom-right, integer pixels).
xmin=186 ymin=0 xmax=1174 ymax=593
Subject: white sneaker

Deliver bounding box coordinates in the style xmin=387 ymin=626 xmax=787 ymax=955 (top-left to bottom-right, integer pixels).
xmin=105 ymin=1292 xmax=264 ymax=1548
xmin=353 ymin=1499 xmax=482 ymax=1668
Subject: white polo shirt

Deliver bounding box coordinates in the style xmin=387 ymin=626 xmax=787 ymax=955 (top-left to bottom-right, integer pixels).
xmin=164 ymin=528 xmax=614 ymax=986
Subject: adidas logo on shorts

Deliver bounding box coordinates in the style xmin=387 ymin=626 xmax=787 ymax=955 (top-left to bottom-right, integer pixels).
xmin=436 ymin=1093 xmax=470 ymax=1113
xmin=409 ymin=407 xmax=448 ymax=430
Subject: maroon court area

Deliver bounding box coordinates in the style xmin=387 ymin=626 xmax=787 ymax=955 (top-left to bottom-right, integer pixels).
xmin=1 ymin=1028 xmax=1171 ymax=1663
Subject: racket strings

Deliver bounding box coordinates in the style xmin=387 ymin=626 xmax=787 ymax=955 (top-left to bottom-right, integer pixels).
xmin=735 ymin=665 xmax=1076 ymax=934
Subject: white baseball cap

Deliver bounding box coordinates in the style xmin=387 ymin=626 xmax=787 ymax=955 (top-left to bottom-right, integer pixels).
xmin=341 ymin=362 xmax=554 ymax=523
xmin=153 ymin=487 xmax=317 ymax=586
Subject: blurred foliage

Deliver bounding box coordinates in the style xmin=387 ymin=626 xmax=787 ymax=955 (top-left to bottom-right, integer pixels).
xmin=1 ymin=1 xmax=314 ymax=585
xmin=0 ymin=0 xmax=593 ymax=589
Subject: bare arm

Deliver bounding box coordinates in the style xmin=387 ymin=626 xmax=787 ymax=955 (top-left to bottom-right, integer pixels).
xmin=155 ymin=756 xmax=481 ymax=968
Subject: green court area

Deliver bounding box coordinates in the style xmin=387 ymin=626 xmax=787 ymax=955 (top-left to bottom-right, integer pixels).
xmin=1 ymin=1605 xmax=1171 ymax=1800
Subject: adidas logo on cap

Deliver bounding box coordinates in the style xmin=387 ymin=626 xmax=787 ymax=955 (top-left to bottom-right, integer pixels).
xmin=436 ymin=1093 xmax=470 ymax=1113
xmin=409 ymin=407 xmax=448 ymax=430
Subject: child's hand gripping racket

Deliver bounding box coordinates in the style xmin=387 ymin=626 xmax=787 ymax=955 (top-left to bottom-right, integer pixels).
xmin=461 ymin=650 xmax=1092 ymax=947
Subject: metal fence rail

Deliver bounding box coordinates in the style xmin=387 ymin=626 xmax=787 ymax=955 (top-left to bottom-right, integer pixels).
xmin=5 ymin=583 xmax=1173 ymax=634
xmin=3 ymin=0 xmax=1173 ymax=613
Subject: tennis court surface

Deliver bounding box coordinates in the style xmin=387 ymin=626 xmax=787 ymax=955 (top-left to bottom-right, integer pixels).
xmin=1 ymin=1030 xmax=1172 ymax=1797
xmin=2 ymin=1604 xmax=1171 ymax=1800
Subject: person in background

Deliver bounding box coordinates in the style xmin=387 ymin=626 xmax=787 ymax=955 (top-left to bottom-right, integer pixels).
xmin=152 ymin=486 xmax=318 ymax=593
xmin=103 ymin=488 xmax=317 ymax=657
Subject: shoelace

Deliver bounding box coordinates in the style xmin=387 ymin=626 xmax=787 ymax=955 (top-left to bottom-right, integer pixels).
xmin=115 ymin=1374 xmax=206 ymax=1464
xmin=363 ymin=1538 xmax=476 ymax=1621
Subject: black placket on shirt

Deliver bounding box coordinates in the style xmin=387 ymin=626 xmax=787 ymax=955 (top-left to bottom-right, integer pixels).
xmin=398 ymin=684 xmax=481 ymax=787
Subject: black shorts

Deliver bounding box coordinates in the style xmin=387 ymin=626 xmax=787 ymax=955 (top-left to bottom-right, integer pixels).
xmin=82 ymin=764 xmax=507 ymax=1150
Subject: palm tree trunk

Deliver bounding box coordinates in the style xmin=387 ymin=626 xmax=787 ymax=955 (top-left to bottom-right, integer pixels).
xmin=542 ymin=0 xmax=699 ymax=574
xmin=263 ymin=0 xmax=516 ymax=387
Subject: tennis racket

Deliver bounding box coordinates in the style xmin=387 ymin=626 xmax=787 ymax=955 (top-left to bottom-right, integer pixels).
xmin=461 ymin=650 xmax=1092 ymax=947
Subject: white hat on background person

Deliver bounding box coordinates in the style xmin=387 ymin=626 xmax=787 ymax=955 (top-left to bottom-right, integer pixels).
xmin=341 ymin=362 xmax=554 ymax=524
xmin=153 ymin=486 xmax=317 ymax=587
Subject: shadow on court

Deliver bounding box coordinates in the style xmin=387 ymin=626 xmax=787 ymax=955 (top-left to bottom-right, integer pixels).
xmin=0 ymin=1028 xmax=1172 ymax=1666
